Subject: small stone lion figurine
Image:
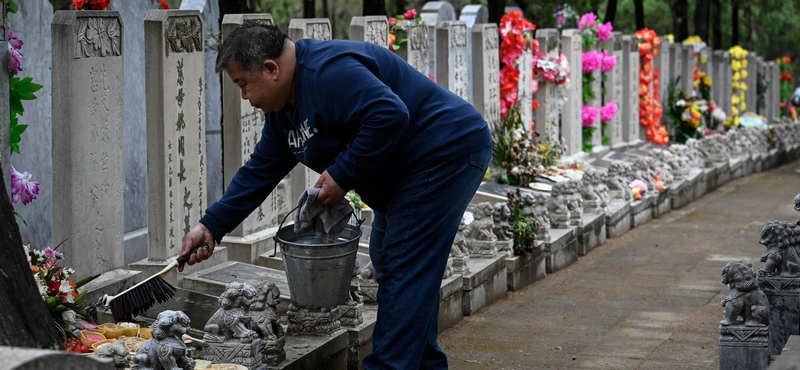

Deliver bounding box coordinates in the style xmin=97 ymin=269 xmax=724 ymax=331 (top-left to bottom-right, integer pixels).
xmin=96 ymin=341 xmax=130 ymax=370
xmin=794 ymin=193 xmax=800 ymax=224
xmin=132 ymin=310 xmax=195 ymax=370
xmin=758 ymin=221 xmax=800 ymax=277
xmin=720 ymin=261 xmax=770 ymax=327
xmin=204 ymin=282 xmax=259 ymax=343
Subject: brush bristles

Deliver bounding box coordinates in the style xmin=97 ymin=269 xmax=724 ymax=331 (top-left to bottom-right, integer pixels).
xmin=109 ymin=276 xmax=177 ymax=322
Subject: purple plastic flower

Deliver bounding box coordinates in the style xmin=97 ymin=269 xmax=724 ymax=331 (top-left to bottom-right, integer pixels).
xmin=43 ymin=247 xmax=63 ymax=259
xmin=8 ymin=46 xmax=24 ymax=75
xmin=597 ymin=22 xmax=613 ymax=42
xmin=555 ymin=9 xmax=568 ymax=26
xmin=8 ymin=31 xmax=23 ymax=50
xmin=11 ymin=166 xmax=40 ymax=205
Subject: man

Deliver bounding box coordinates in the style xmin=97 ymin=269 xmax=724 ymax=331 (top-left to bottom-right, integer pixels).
xmin=179 ymin=24 xmax=492 ymax=369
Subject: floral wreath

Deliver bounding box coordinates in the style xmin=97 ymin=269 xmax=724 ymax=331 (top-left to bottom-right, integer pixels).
xmin=535 ymin=52 xmax=570 ymax=108
xmin=73 ymin=0 xmax=170 ymax=10
xmin=635 ymin=28 xmax=667 ymax=145
xmin=727 ymin=45 xmax=749 ymax=127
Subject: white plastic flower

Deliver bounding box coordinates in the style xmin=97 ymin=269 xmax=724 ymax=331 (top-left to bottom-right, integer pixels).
xmin=59 ymin=280 xmax=74 ymax=303
xmin=33 ymin=274 xmax=48 ymax=299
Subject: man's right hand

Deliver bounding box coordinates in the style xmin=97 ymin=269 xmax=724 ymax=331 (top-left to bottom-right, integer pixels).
xmin=179 ymin=223 xmax=216 ymax=272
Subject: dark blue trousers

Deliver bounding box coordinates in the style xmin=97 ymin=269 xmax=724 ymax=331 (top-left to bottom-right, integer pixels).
xmin=363 ymin=145 xmax=492 ymax=370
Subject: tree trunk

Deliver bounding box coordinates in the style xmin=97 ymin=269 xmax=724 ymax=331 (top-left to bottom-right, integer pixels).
xmin=694 ymin=0 xmax=710 ymax=42
xmin=0 ymin=167 xmax=64 ymax=349
xmin=670 ymin=0 xmax=690 ymax=42
xmin=362 ymin=0 xmax=386 ymax=16
xmin=395 ymin=0 xmax=407 ymax=16
xmin=488 ymin=0 xmax=506 ymax=26
xmin=323 ymin=0 xmax=329 ymax=17
xmin=304 ymin=0 xmax=316 ymax=18
xmin=512 ymin=0 xmax=535 ymax=23
xmin=712 ymin=0 xmax=722 ymax=48
xmin=634 ymin=0 xmax=645 ymax=31
xmin=732 ymin=0 xmax=740 ymax=46
xmin=743 ymin=2 xmax=752 ymax=49
xmin=604 ymin=0 xmax=618 ymax=24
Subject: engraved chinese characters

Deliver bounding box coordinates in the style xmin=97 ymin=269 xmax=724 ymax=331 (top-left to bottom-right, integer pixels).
xmin=52 ymin=11 xmax=125 ymax=279
xmin=289 ymin=18 xmax=332 ymax=41
xmin=145 ymin=10 xmax=206 ymax=260
xmin=471 ymin=24 xmax=500 ymax=127
xmin=561 ymin=29 xmax=583 ymax=155
xmin=396 ymin=23 xmax=428 ymax=74
xmin=350 ymin=16 xmax=389 ymax=48
xmin=436 ymin=21 xmax=469 ymax=101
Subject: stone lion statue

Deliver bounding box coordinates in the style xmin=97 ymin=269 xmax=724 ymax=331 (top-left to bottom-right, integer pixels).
xmin=720 ymin=261 xmax=770 ymax=327
xmin=132 ymin=310 xmax=195 ymax=370
xmin=758 ymin=221 xmax=800 ymax=277
xmin=204 ymin=282 xmax=259 ymax=343
xmin=97 ymin=341 xmax=130 ymax=370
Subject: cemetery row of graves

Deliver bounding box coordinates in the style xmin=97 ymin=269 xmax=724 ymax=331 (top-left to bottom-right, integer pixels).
xmin=3 ymin=0 xmax=800 ymax=369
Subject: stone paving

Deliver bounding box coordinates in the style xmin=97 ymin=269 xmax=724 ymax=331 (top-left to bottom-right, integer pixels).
xmin=439 ymin=160 xmax=800 ymax=369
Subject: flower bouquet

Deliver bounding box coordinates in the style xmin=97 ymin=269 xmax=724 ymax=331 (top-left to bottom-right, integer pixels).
xmin=388 ymin=9 xmax=423 ymax=52
xmin=492 ymin=104 xmax=541 ymax=185
xmin=506 ymin=189 xmax=537 ymax=254
xmin=665 ymin=77 xmax=705 ymax=143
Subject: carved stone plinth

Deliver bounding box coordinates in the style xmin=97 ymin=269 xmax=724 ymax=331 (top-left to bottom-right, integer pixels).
xmin=451 ymin=255 xmax=470 ymax=275
xmin=496 ymin=240 xmax=514 ymax=258
xmin=583 ymin=200 xmax=602 ymax=215
xmin=287 ymin=304 xmax=342 ymax=336
xmin=759 ymin=277 xmax=800 ymax=356
xmin=605 ymin=201 xmax=631 ymax=238
xmin=203 ymin=339 xmax=264 ymax=369
xmin=466 ymin=239 xmax=498 ymax=258
xmin=338 ymin=303 xmax=364 ymax=328
xmin=550 ymin=214 xmax=570 ymax=229
xmin=718 ymin=324 xmax=770 ymax=370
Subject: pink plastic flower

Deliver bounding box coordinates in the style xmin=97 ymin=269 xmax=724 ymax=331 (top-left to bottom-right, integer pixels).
xmin=597 ymin=22 xmax=613 ymax=42
xmin=8 ymin=46 xmax=24 ymax=75
xmin=601 ymin=51 xmax=617 ymax=73
xmin=601 ymin=102 xmax=618 ymax=123
xmin=44 ymin=247 xmax=64 ymax=260
xmin=10 ymin=166 xmax=40 ymax=205
xmin=582 ymin=51 xmax=601 ymax=73
xmin=531 ymin=79 xmax=539 ymax=95
xmin=582 ymin=106 xmax=599 ymax=127
xmin=578 ymin=13 xmax=597 ymax=30
xmin=8 ymin=30 xmax=22 ymax=50
xmin=403 ymin=9 xmax=417 ymax=20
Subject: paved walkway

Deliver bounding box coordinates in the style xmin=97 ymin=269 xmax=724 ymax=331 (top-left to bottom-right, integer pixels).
xmin=439 ymin=160 xmax=800 ymax=370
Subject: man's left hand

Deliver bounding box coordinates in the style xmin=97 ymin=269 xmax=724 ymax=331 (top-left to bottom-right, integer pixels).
xmin=315 ymin=170 xmax=347 ymax=205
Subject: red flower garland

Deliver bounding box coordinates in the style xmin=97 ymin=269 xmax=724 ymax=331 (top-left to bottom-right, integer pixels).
xmin=635 ymin=29 xmax=668 ymax=145
xmin=498 ymin=11 xmax=538 ymax=120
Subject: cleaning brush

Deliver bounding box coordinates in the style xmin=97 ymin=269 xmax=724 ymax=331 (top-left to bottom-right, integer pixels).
xmin=100 ymin=243 xmax=207 ymax=322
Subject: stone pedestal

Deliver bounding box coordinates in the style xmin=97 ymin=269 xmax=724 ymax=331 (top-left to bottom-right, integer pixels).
xmin=545 ymin=227 xmax=579 ymax=273
xmin=606 ymin=201 xmax=632 ymax=238
xmin=759 ymin=277 xmax=800 ymax=357
xmin=652 ymin=190 xmax=672 ymax=218
xmin=668 ymin=179 xmax=690 ymax=210
xmin=439 ymin=274 xmax=464 ymax=333
xmin=461 ymin=255 xmax=507 ymax=316
xmin=221 ymin=226 xmax=278 ymax=264
xmin=630 ymin=196 xmax=654 ymax=228
xmin=345 ymin=307 xmax=377 ymax=370
xmin=203 ymin=339 xmax=264 ymax=369
xmin=689 ymin=168 xmax=707 ymax=201
xmin=505 ymin=242 xmax=547 ymax=291
xmin=338 ymin=303 xmax=364 ymax=328
xmin=730 ymin=157 xmax=745 ymax=179
xmin=287 ymin=304 xmax=342 ymax=336
xmin=715 ymin=162 xmax=732 ymax=188
xmin=767 ymin=335 xmax=800 ymax=369
xmin=274 ymin=329 xmax=349 ymax=370
xmin=742 ymin=156 xmax=754 ymax=177
xmin=718 ymin=324 xmax=770 ymax=370
xmin=577 ymin=212 xmax=607 ymax=256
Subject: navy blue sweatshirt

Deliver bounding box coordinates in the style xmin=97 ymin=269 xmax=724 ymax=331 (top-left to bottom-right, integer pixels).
xmin=200 ymin=39 xmax=492 ymax=241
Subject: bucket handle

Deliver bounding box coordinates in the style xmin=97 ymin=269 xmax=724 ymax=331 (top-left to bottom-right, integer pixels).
xmin=269 ymin=203 xmax=365 ymax=257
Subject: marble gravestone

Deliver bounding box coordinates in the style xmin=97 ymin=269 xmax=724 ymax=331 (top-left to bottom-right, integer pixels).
xmin=471 ymin=24 xmax=501 ymax=128
xmin=436 ymin=21 xmax=469 ymax=101
xmin=722 ymin=52 xmax=732 ymax=117
xmin=0 ymin=1 xmax=8 ymax=194
xmin=51 ymin=11 xmax=127 ymax=281
xmin=654 ymin=39 xmax=670 ymax=131
xmin=603 ymin=32 xmax=624 ymax=148
xmin=533 ymin=28 xmax=560 ymax=143
xmin=756 ymin=57 xmax=766 ymax=116
xmin=771 ymin=61 xmax=781 ymax=121
xmin=458 ymin=4 xmax=488 ymax=104
xmin=588 ymin=44 xmax=605 ymax=154
xmin=668 ymin=43 xmax=683 ymax=93
xmin=745 ymin=52 xmax=758 ymax=114
xmin=621 ymin=35 xmax=641 ymax=146
xmin=681 ymin=44 xmax=694 ymax=95
xmin=561 ymin=29 xmax=583 ymax=156
xmin=395 ymin=22 xmax=428 ymax=74
xmin=517 ymin=44 xmax=534 ymax=137
xmin=420 ymin=1 xmax=456 ymax=80
xmin=712 ymin=50 xmax=724 ymax=108
xmin=131 ymin=10 xmax=217 ymax=284
xmin=350 ymin=16 xmax=389 ymax=48
xmin=287 ymin=18 xmax=332 ymax=207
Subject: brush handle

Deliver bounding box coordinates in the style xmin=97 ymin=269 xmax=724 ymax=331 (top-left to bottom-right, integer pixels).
xmin=176 ymin=242 xmax=209 ymax=267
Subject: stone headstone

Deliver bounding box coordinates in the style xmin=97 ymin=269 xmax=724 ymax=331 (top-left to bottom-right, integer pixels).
xmin=745 ymin=52 xmax=758 ymax=113
xmin=681 ymin=44 xmax=694 ymax=94
xmin=603 ymin=32 xmax=624 ymax=148
xmin=9 ymin=0 xmax=54 ymax=248
xmin=421 ymin=1 xmax=456 ymax=79
xmin=0 ymin=1 xmax=8 ymax=194
xmin=459 ymin=4 xmax=488 ymax=104
xmin=654 ymin=40 xmax=670 ymax=129
xmin=588 ymin=45 xmax=605 ymax=153
xmin=712 ymin=50 xmax=724 ymax=108
xmin=621 ymin=36 xmax=641 ymax=146
xmin=561 ymin=29 xmax=583 ymax=155
xmin=221 ymin=14 xmax=284 ymax=237
xmin=395 ymin=23 xmax=428 ymax=74
xmin=764 ymin=61 xmax=774 ymax=119
xmin=534 ymin=28 xmax=560 ymax=142
xmin=143 ymin=9 xmax=206 ymax=260
xmin=1 ymin=346 xmax=114 ymax=370
xmin=471 ymin=24 xmax=500 ymax=128
xmin=349 ymin=16 xmax=389 ymax=48
xmin=756 ymin=57 xmax=766 ymax=115
xmin=722 ymin=52 xmax=732 ymax=116
xmin=758 ymin=276 xmax=800 ymax=356
xmin=180 ymin=0 xmax=224 ymax=209
xmin=288 ymin=18 xmax=332 ymax=205
xmin=772 ymin=61 xmax=781 ymax=121
xmin=52 ymin=10 xmax=126 ymax=280
xmin=436 ymin=21 xmax=469 ymax=101
xmin=517 ymin=48 xmax=534 ymax=137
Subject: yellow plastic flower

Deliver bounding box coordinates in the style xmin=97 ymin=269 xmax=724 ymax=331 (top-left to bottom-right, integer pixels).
xmin=733 ymin=72 xmax=740 ymax=81
xmin=732 ymin=60 xmax=741 ymax=71
xmin=741 ymin=82 xmax=748 ymax=91
xmin=741 ymin=102 xmax=747 ymax=111
xmin=691 ymin=108 xmax=701 ymax=119
xmin=693 ymin=80 xmax=700 ymax=88
xmin=667 ymin=34 xmax=674 ymax=43
xmin=742 ymin=59 xmax=748 ymax=68
xmin=740 ymin=70 xmax=748 ymax=79
xmin=732 ymin=95 xmax=740 ymax=105
xmin=733 ymin=82 xmax=740 ymax=91
xmin=700 ymin=55 xmax=707 ymax=64
xmin=703 ymin=76 xmax=712 ymax=85
xmin=732 ymin=107 xmax=739 ymax=116
xmin=734 ymin=117 xmax=740 ymax=127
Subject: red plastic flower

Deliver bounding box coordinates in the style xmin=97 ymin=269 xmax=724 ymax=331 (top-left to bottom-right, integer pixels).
xmin=404 ymin=9 xmax=417 ymax=20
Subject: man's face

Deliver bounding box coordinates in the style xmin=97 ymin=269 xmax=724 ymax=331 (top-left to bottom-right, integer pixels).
xmin=227 ymin=60 xmax=289 ymax=114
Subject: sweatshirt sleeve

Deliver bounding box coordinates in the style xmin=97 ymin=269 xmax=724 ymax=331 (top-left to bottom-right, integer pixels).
xmin=314 ymin=55 xmax=410 ymax=191
xmin=200 ymin=116 xmax=298 ymax=242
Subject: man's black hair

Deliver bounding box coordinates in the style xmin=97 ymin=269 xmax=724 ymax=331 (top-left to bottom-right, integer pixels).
xmin=215 ymin=23 xmax=288 ymax=73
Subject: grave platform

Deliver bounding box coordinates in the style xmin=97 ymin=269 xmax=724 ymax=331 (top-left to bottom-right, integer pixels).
xmin=719 ymin=324 xmax=770 ymax=370
xmin=577 ymin=212 xmax=606 ymax=256
xmin=605 ymin=201 xmax=631 ymax=238
xmin=742 ymin=155 xmax=754 ymax=177
xmin=769 ymin=335 xmax=800 ymax=368
xmin=461 ymin=255 xmax=507 ymax=316
xmin=505 ymin=242 xmax=546 ymax=291
xmin=439 ymin=274 xmax=464 ymax=333
xmin=128 ymin=246 xmax=228 ymax=287
xmin=346 ymin=306 xmax=377 ymax=370
xmin=668 ymin=179 xmax=690 ymax=210
xmin=545 ymin=227 xmax=578 ymax=273
xmin=220 ymin=226 xmax=278 ymax=264
xmin=82 ymin=268 xmax=143 ymax=304
xmin=759 ymin=277 xmax=800 ymax=357
xmin=715 ymin=161 xmax=732 ymax=187
xmin=274 ymin=329 xmax=350 ymax=370
xmin=630 ymin=196 xmax=654 ymax=228
xmin=652 ymin=190 xmax=672 ymax=218
xmin=688 ymin=168 xmax=707 ymax=202
xmin=767 ymin=149 xmax=781 ymax=170
xmin=703 ymin=165 xmax=720 ymax=193
xmin=730 ymin=156 xmax=745 ymax=179
xmin=181 ymin=261 xmax=292 ymax=312
xmin=753 ymin=153 xmax=765 ymax=173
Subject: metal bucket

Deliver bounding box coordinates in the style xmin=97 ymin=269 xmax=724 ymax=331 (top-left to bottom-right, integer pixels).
xmin=273 ymin=209 xmax=362 ymax=308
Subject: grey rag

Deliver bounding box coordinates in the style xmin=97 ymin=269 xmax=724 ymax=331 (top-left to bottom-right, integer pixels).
xmin=294 ymin=188 xmax=353 ymax=243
